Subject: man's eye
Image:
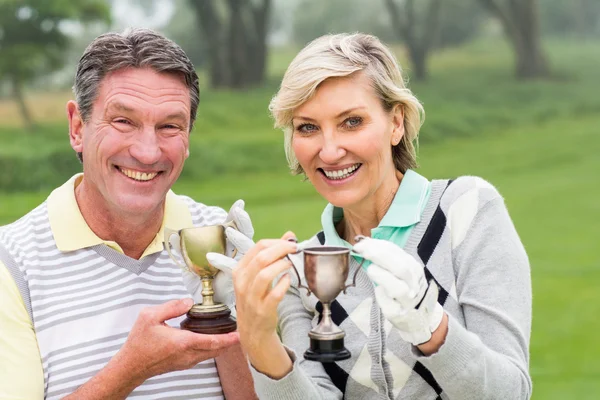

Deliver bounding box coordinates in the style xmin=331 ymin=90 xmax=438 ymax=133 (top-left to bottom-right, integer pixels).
xmin=344 ymin=117 xmax=362 ymax=128
xmin=115 ymin=119 xmax=131 ymax=125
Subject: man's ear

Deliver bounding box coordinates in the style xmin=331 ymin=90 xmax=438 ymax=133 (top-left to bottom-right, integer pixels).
xmin=390 ymin=104 xmax=405 ymax=146
xmin=67 ymin=100 xmax=84 ymax=153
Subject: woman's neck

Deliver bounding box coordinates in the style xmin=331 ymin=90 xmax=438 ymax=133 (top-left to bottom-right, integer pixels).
xmin=337 ymin=170 xmax=403 ymax=245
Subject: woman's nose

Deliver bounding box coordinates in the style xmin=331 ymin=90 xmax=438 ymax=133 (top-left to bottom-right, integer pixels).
xmin=318 ymin=134 xmax=346 ymax=164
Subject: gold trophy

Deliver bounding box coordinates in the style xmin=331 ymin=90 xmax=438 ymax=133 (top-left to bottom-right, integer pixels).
xmin=165 ymin=222 xmax=237 ymax=334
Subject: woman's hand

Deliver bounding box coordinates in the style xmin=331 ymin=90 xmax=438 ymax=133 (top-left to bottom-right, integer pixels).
xmin=353 ymin=236 xmax=446 ymax=351
xmin=231 ymin=232 xmax=298 ymax=378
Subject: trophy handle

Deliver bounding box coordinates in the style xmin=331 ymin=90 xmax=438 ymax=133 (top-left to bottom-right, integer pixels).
xmin=164 ymin=227 xmax=188 ymax=270
xmin=342 ymin=258 xmax=365 ymax=294
xmin=286 ymin=253 xmax=312 ymax=296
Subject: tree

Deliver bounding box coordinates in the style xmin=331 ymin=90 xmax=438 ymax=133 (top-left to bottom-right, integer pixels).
xmin=384 ymin=0 xmax=443 ymax=81
xmin=291 ymin=0 xmax=395 ymax=47
xmin=187 ymin=0 xmax=271 ymax=89
xmin=539 ymin=0 xmax=600 ymax=38
xmin=0 ymin=0 xmax=110 ymax=130
xmin=478 ymin=0 xmax=550 ymax=79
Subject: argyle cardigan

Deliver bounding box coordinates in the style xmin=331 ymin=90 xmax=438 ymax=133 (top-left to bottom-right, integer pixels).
xmin=251 ymin=176 xmax=532 ymax=399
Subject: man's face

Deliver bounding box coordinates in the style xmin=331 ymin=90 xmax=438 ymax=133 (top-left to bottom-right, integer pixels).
xmin=69 ymin=67 xmax=191 ymax=217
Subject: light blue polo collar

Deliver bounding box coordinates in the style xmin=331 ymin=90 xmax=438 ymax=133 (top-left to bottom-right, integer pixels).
xmin=321 ymin=169 xmax=430 ymax=246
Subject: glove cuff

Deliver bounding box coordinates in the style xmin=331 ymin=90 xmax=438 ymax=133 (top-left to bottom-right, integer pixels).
xmin=406 ymin=281 xmax=444 ymax=346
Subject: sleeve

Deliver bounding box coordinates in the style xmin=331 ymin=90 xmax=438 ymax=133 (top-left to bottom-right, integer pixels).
xmin=0 ymin=261 xmax=45 ymax=400
xmin=250 ymin=283 xmax=343 ymax=400
xmin=415 ymin=187 xmax=533 ymax=400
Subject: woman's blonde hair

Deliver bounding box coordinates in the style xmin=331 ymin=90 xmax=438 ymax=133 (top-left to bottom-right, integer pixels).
xmin=269 ymin=33 xmax=424 ymax=175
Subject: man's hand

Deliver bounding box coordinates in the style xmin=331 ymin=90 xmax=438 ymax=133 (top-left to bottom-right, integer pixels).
xmin=118 ymin=299 xmax=240 ymax=378
xmin=352 ymin=236 xmax=444 ymax=346
xmin=182 ymin=200 xmax=255 ymax=309
xmin=64 ymin=299 xmax=239 ymax=400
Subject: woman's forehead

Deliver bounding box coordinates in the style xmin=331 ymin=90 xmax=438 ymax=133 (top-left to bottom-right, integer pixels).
xmin=293 ymin=74 xmax=380 ymax=118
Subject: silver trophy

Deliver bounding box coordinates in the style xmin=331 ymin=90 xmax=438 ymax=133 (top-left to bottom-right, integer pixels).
xmin=289 ymin=246 xmax=363 ymax=362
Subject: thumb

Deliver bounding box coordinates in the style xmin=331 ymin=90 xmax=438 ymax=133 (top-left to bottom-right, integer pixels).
xmin=207 ymin=252 xmax=237 ymax=274
xmin=147 ymin=298 xmax=194 ymax=323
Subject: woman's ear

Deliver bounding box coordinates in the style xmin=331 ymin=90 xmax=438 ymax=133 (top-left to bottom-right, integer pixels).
xmin=67 ymin=100 xmax=84 ymax=153
xmin=390 ymin=104 xmax=405 ymax=146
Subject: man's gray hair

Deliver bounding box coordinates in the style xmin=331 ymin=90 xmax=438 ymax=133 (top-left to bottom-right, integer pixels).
xmin=73 ymin=27 xmax=199 ymax=130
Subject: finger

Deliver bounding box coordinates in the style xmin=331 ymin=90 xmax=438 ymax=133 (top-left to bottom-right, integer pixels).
xmin=232 ymin=203 xmax=255 ymax=240
xmin=225 ymin=227 xmax=255 ymax=254
xmin=241 ymin=240 xmax=297 ymax=285
xmin=367 ymin=264 xmax=414 ymax=302
xmin=374 ymin=285 xmax=405 ymax=317
xmin=230 ymin=199 xmax=245 ymax=212
xmin=263 ymin=273 xmax=291 ymax=311
xmin=143 ymin=298 xmax=194 ymax=323
xmin=235 ymin=238 xmax=286 ymax=268
xmin=207 ymin=252 xmax=237 ymax=274
xmin=353 ymin=237 xmax=418 ymax=284
xmin=281 ymin=231 xmax=297 ymax=242
xmin=188 ymin=331 xmax=240 ymax=352
xmin=226 ymin=199 xmax=245 ymax=225
xmin=248 ymin=257 xmax=293 ymax=299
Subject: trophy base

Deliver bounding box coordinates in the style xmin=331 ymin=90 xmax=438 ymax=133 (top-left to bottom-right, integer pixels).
xmin=304 ymin=337 xmax=351 ymax=362
xmin=180 ymin=303 xmax=237 ymax=334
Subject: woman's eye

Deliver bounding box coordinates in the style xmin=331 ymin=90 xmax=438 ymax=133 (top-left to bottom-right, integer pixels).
xmin=344 ymin=117 xmax=362 ymax=128
xmin=297 ymin=123 xmax=318 ymax=133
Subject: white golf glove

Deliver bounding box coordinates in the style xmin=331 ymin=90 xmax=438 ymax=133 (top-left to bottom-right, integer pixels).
xmin=352 ymin=236 xmax=444 ymax=346
xmin=182 ymin=200 xmax=254 ymax=312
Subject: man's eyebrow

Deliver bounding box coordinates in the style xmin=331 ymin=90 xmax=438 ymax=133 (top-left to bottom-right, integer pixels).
xmin=164 ymin=112 xmax=188 ymax=122
xmin=106 ymin=102 xmax=135 ymax=113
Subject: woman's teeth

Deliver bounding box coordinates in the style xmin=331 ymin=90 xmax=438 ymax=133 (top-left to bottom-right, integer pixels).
xmin=323 ymin=163 xmax=361 ymax=180
xmin=119 ymin=167 xmax=158 ymax=181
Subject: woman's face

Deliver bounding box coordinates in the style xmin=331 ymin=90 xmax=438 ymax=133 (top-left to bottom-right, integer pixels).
xmin=291 ymin=73 xmax=404 ymax=210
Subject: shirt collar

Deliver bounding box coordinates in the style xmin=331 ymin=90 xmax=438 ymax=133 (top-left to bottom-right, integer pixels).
xmin=48 ymin=173 xmax=192 ymax=258
xmin=321 ymin=169 xmax=430 ymax=244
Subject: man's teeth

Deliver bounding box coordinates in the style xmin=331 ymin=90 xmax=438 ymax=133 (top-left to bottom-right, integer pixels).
xmin=119 ymin=167 xmax=158 ymax=181
xmin=323 ymin=163 xmax=360 ymax=180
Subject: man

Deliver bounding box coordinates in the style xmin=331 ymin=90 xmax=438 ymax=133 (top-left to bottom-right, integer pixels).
xmin=0 ymin=28 xmax=256 ymax=399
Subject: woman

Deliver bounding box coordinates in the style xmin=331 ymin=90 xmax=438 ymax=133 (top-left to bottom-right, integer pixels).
xmin=209 ymin=33 xmax=532 ymax=399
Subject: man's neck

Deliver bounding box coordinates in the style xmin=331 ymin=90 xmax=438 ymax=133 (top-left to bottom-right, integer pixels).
xmin=75 ymin=181 xmax=164 ymax=260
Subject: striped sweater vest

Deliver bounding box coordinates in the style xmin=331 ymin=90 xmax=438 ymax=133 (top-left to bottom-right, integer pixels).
xmin=0 ymin=195 xmax=228 ymax=399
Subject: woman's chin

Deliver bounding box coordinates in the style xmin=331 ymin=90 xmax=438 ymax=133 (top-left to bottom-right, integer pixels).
xmin=320 ymin=191 xmax=363 ymax=209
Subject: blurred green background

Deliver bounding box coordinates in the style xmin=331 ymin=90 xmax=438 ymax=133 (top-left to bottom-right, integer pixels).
xmin=1 ymin=0 xmax=599 ymax=398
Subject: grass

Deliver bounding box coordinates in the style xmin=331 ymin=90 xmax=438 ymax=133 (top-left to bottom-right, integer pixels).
xmin=1 ymin=38 xmax=599 ymax=399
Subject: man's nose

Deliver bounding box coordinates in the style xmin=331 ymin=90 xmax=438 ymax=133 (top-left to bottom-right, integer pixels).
xmin=129 ymin=127 xmax=161 ymax=165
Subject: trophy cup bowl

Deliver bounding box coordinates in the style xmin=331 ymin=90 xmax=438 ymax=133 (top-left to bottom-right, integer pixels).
xmin=165 ymin=222 xmax=237 ymax=334
xmin=290 ymin=246 xmax=362 ymax=362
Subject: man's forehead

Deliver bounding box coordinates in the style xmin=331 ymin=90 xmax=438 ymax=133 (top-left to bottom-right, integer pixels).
xmin=94 ymin=68 xmax=191 ymax=112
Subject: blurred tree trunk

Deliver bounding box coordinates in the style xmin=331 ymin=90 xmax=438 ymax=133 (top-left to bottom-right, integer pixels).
xmin=10 ymin=75 xmax=35 ymax=131
xmin=189 ymin=0 xmax=231 ymax=87
xmin=384 ymin=0 xmax=442 ymax=81
xmin=188 ymin=0 xmax=270 ymax=89
xmin=478 ymin=0 xmax=550 ymax=79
